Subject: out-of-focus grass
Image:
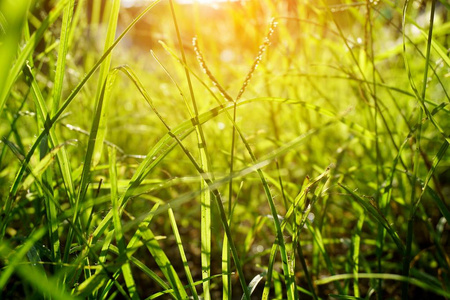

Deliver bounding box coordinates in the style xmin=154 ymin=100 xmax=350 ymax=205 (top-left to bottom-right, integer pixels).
xmin=0 ymin=0 xmax=449 ymax=299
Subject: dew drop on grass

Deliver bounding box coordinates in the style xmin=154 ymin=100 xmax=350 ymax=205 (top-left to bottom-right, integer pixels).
xmin=307 ymin=212 xmax=315 ymax=222
xmin=217 ymin=122 xmax=225 ymax=130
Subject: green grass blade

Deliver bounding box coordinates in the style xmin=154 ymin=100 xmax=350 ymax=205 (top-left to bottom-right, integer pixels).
xmin=0 ymin=0 xmax=69 ymax=117
xmin=0 ymin=0 xmax=30 ymax=113
xmin=63 ymin=71 xmax=117 ymax=289
xmin=109 ymin=147 xmax=139 ymax=299
xmin=15 ymin=261 xmax=76 ymax=299
xmin=139 ymin=222 xmax=189 ymax=299
xmin=223 ymin=181 xmax=243 ymax=299
xmin=402 ymin=1 xmax=437 ymax=298
xmin=67 ymin=0 xmax=85 ymax=48
xmin=296 ymin=238 xmax=318 ymax=300
xmin=168 ymin=205 xmax=200 ymax=300
xmin=167 ymin=2 xmax=212 ymax=298
xmin=51 ymin=0 xmax=74 ymax=114
xmin=69 ymin=69 xmax=119 ymax=254
xmin=99 ymin=230 xmax=115 ymax=265
xmin=339 ymin=183 xmax=405 ymax=254
xmin=74 ymin=270 xmax=110 ymax=298
xmin=22 ymin=143 xmax=65 ymax=190
xmin=233 ymin=122 xmax=297 ymax=300
xmin=0 ymin=227 xmax=46 ymax=289
xmin=68 ymin=69 xmax=119 ymax=294
xmin=108 ymin=245 xmax=172 ymax=294
xmin=44 ymin=0 xmax=77 ymax=270
xmin=99 ymin=203 xmax=176 ymax=299
xmin=305 ymin=221 xmax=344 ymax=294
xmin=92 ymin=0 xmax=121 ymax=168
xmin=315 ymin=273 xmax=450 ymax=298
xmin=329 ymin=295 xmax=364 ymax=300
xmin=241 ymin=272 xmax=265 ymax=300
xmin=292 ymin=172 xmax=329 ymax=300
xmin=426 ymin=186 xmax=450 ymax=224
xmin=20 ymin=63 xmax=76 ymax=267
xmin=144 ymin=274 xmax=225 ymax=300
xmin=414 ymin=141 xmax=449 ymax=219
xmin=262 ymin=243 xmax=279 ymax=300
xmin=222 ymin=226 xmax=231 ymax=299
xmin=352 ymin=209 xmax=365 ymax=298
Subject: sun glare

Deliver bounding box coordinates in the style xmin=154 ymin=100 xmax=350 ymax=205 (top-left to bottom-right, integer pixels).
xmin=122 ymin=0 xmax=239 ymax=7
xmin=177 ymin=0 xmax=239 ymax=4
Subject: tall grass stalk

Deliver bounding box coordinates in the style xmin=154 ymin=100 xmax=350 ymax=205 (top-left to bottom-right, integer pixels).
xmin=109 ymin=147 xmax=139 ymax=299
xmin=193 ymin=19 xmax=300 ymax=299
xmin=402 ymin=1 xmax=438 ymax=299
xmin=168 ymin=1 xmax=213 ymax=298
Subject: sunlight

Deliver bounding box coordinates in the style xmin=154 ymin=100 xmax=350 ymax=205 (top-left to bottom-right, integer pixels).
xmin=177 ymin=0 xmax=239 ymax=4
xmin=122 ymin=0 xmax=240 ymax=8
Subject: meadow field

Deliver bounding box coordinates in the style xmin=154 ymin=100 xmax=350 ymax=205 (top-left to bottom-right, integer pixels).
xmin=0 ymin=0 xmax=449 ymax=299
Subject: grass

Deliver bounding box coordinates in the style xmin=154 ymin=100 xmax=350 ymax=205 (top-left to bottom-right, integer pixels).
xmin=0 ymin=0 xmax=449 ymax=299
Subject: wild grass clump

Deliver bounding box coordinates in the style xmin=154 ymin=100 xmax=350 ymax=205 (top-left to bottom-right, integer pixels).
xmin=0 ymin=0 xmax=449 ymax=299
